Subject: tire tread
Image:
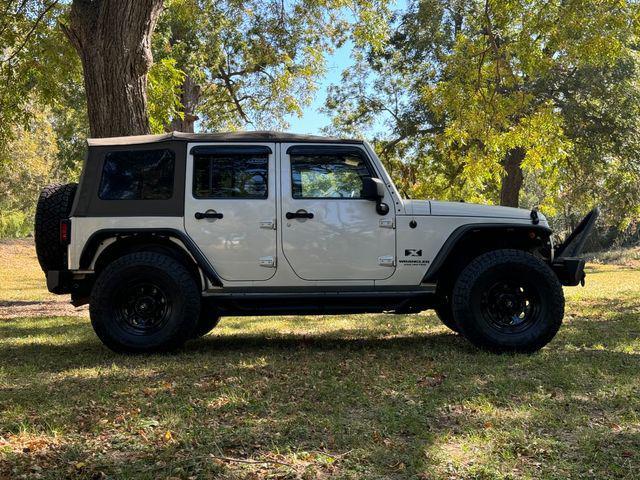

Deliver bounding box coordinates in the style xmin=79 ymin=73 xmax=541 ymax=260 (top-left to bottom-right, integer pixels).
xmin=451 ymin=249 xmax=564 ymax=353
xmin=34 ymin=183 xmax=77 ymax=273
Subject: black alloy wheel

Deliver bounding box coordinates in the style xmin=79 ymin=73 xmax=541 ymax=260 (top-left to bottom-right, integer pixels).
xmin=477 ymin=280 xmax=541 ymax=334
xmin=114 ymin=281 xmax=173 ymax=336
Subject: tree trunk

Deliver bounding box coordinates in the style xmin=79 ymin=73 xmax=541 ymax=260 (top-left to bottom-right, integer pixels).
xmin=61 ymin=0 xmax=164 ymax=138
xmin=169 ymin=74 xmax=201 ymax=133
xmin=499 ymin=147 xmax=525 ymax=207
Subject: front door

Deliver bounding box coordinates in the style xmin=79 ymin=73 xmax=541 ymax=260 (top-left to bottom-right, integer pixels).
xmin=280 ymin=144 xmax=396 ymax=281
xmin=184 ymin=143 xmax=277 ymax=282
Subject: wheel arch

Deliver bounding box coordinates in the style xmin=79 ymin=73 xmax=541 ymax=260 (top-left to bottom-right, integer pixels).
xmin=423 ymin=223 xmax=553 ymax=289
xmin=80 ymin=228 xmax=223 ymax=288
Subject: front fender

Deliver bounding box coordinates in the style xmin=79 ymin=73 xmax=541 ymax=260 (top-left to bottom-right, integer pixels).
xmin=422 ymin=223 xmax=553 ymax=283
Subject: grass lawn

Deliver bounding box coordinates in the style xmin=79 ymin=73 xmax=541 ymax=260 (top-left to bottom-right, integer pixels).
xmin=0 ymin=240 xmax=639 ymax=479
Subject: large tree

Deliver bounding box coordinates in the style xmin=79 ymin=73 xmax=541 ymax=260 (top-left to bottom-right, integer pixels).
xmin=326 ymin=0 xmax=640 ymax=220
xmin=61 ymin=0 xmax=164 ymax=137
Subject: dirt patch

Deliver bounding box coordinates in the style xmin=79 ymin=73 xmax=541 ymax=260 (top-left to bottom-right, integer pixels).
xmin=0 ymin=299 xmax=88 ymax=319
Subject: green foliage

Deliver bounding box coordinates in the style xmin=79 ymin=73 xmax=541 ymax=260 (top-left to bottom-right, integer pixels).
xmin=0 ymin=105 xmax=63 ymax=238
xmin=148 ymin=57 xmax=186 ymax=133
xmin=0 ymin=0 xmax=638 ymax=239
xmin=0 ymin=2 xmax=87 ymax=238
xmin=0 ymin=211 xmax=32 ymax=238
xmin=326 ymin=0 xmax=640 ymax=227
xmin=0 ymin=2 xmax=78 ymax=146
xmin=153 ymin=0 xmax=391 ymax=130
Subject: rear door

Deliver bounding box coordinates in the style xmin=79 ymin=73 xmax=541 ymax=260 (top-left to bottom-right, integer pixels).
xmin=280 ymin=144 xmax=396 ymax=281
xmin=184 ymin=143 xmax=277 ymax=282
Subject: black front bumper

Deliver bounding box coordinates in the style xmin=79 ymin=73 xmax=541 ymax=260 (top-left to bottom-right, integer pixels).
xmin=552 ymin=257 xmax=586 ymax=286
xmin=551 ymin=207 xmax=599 ymax=286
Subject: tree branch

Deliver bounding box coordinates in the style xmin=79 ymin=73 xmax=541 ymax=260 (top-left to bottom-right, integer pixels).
xmin=1 ymin=0 xmax=60 ymax=64
xmin=217 ymin=67 xmax=252 ymax=124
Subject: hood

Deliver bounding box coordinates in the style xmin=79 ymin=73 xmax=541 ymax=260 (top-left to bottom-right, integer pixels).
xmin=402 ymin=199 xmax=431 ymax=215
xmin=404 ymin=199 xmax=546 ymax=222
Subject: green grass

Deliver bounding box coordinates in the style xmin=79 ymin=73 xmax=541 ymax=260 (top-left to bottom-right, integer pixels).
xmin=585 ymin=245 xmax=640 ymax=267
xmin=1 ymin=241 xmax=639 ymax=479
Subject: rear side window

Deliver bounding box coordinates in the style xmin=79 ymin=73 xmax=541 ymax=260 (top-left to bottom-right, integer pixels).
xmin=193 ymin=152 xmax=268 ymax=199
xmin=98 ymin=149 xmax=175 ymax=200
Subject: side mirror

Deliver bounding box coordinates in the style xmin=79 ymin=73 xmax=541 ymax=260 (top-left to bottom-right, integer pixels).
xmin=361 ymin=177 xmax=390 ymax=215
xmin=362 ymin=177 xmax=385 ymax=201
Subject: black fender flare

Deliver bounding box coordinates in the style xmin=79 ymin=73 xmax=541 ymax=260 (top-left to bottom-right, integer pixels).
xmin=79 ymin=228 xmax=223 ymax=286
xmin=422 ymin=223 xmax=553 ymax=283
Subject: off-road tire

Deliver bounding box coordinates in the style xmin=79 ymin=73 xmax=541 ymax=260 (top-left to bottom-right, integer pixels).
xmin=435 ymin=302 xmax=460 ymax=334
xmin=90 ymin=252 xmax=200 ymax=353
xmin=451 ymin=249 xmax=564 ymax=353
xmin=192 ymin=312 xmax=221 ymax=338
xmin=34 ymin=183 xmax=77 ymax=273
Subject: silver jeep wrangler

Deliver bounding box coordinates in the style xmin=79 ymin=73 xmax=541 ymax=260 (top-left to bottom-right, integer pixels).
xmin=35 ymin=131 xmax=597 ymax=353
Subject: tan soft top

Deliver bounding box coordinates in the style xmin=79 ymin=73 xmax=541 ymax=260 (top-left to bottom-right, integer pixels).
xmin=87 ymin=130 xmax=363 ymax=147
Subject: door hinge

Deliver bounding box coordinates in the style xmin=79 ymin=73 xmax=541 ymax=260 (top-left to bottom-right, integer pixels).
xmin=379 ymin=218 xmax=395 ymax=229
xmin=259 ymin=256 xmax=276 ymax=268
xmin=378 ymin=255 xmax=395 ymax=267
xmin=260 ymin=219 xmax=276 ymax=230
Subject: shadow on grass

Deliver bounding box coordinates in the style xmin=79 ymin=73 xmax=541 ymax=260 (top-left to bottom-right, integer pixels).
xmin=0 ymin=297 xmax=637 ymax=372
xmin=1 ymin=299 xmax=639 ymax=479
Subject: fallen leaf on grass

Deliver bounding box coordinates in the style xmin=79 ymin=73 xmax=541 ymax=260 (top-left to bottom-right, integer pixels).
xmin=417 ymin=374 xmax=446 ymax=387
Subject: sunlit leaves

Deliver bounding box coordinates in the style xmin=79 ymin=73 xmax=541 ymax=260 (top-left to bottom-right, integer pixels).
xmin=148 ymin=58 xmax=186 ymax=134
xmin=152 ymin=0 xmax=390 ymax=131
xmin=0 ymin=105 xmax=62 ymax=228
xmin=0 ymin=1 xmax=75 ymax=149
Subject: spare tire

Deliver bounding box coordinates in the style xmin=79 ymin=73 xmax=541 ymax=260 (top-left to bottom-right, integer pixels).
xmin=34 ymin=183 xmax=77 ymax=273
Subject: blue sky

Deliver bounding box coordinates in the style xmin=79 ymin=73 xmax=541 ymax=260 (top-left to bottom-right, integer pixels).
xmin=283 ymin=41 xmax=354 ymax=135
xmin=284 ymin=0 xmax=407 ymax=135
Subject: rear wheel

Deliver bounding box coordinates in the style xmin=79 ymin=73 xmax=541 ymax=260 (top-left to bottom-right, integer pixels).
xmin=451 ymin=249 xmax=564 ymax=353
xmin=90 ymin=252 xmax=200 ymax=353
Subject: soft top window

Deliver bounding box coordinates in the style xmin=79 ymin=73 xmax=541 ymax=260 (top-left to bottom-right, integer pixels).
xmin=98 ymin=149 xmax=175 ymax=200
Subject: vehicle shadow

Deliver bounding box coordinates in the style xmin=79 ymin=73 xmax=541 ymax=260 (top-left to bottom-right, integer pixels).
xmin=1 ymin=301 xmax=639 ymax=478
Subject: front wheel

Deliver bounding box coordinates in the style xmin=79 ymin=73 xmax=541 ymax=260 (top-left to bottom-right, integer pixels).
xmin=451 ymin=249 xmax=564 ymax=353
xmin=192 ymin=311 xmax=221 ymax=338
xmin=434 ymin=301 xmax=460 ymax=334
xmin=90 ymin=252 xmax=200 ymax=353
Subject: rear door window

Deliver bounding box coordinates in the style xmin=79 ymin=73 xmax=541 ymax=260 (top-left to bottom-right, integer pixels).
xmin=193 ymin=152 xmax=268 ymax=199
